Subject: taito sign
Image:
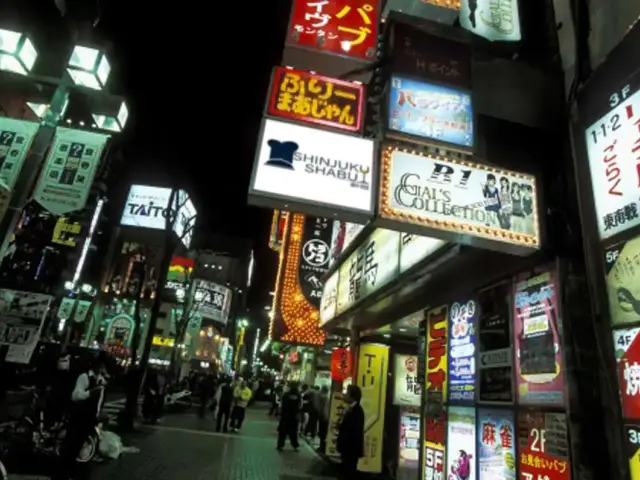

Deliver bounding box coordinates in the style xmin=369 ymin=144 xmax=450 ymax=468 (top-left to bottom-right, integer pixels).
xmin=288 ymin=0 xmax=379 ymax=60
xmin=268 ymin=67 xmax=364 ymax=132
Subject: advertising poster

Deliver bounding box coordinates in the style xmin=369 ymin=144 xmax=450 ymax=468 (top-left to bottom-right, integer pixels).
xmin=193 ymin=280 xmax=232 ymax=325
xmin=267 ymin=67 xmax=364 ymax=132
xmin=459 ymin=0 xmax=522 ymax=42
xmin=287 ymin=0 xmax=380 ymax=60
xmin=326 ymin=390 xmax=348 ymax=458
xmin=625 ymin=423 xmax=640 ymax=479
xmin=513 ymin=266 xmax=565 ymax=407
xmin=299 ymin=216 xmax=332 ymax=309
xmin=449 ymin=299 xmax=477 ymax=402
xmin=613 ymin=327 xmax=640 ymax=418
xmin=379 ymin=146 xmax=540 ymax=250
xmin=388 ymin=76 xmax=474 ymax=149
xmin=357 ymin=343 xmax=389 ymax=473
xmin=446 ymin=406 xmax=476 ymax=480
xmin=517 ymin=411 xmax=571 ymax=480
xmin=34 ymin=127 xmax=110 ymax=215
xmin=605 ymin=238 xmax=640 ymax=326
xmin=399 ymin=410 xmax=421 ymax=469
xmin=477 ymin=408 xmax=516 ymax=480
xmin=394 ymin=354 xmax=421 ymax=407
xmin=584 ymin=84 xmax=640 ymax=239
xmin=0 ymin=118 xmax=40 ymax=223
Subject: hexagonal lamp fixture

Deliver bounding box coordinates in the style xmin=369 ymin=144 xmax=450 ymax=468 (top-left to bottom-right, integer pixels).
xmin=92 ymin=100 xmax=128 ymax=132
xmin=0 ymin=28 xmax=38 ymax=75
xmin=66 ymin=45 xmax=111 ymax=90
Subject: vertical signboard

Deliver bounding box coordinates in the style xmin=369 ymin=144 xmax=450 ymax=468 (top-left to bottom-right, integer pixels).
xmin=517 ymin=412 xmax=571 ymax=480
xmin=513 ymin=266 xmax=565 ymax=407
xmin=448 ymin=299 xmax=477 ymax=402
xmin=626 ymin=423 xmax=640 ymax=479
xmin=614 ymin=327 xmax=640 ymax=419
xmin=393 ymin=354 xmax=421 ymax=407
xmin=34 ymin=127 xmax=110 ymax=215
xmin=399 ymin=410 xmax=421 ymax=471
xmin=0 ymin=118 xmax=39 ymax=222
xmin=605 ymin=237 xmax=640 ymax=326
xmin=424 ymin=306 xmax=448 ymax=480
xmin=357 ymin=343 xmax=390 ymax=473
xmin=459 ymin=0 xmax=522 ymax=42
xmin=477 ymin=408 xmax=516 ymax=480
xmin=299 ymin=216 xmax=332 ymax=308
xmin=326 ymin=390 xmax=348 ymax=458
xmin=446 ymin=406 xmax=476 ymax=480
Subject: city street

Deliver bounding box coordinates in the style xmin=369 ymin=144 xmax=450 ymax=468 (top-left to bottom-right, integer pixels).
xmin=92 ymin=403 xmax=336 ymax=480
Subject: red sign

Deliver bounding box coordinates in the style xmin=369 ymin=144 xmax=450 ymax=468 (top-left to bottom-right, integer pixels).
xmin=517 ymin=411 xmax=571 ymax=480
xmin=614 ymin=327 xmax=640 ymax=419
xmin=268 ymin=67 xmax=364 ymax=132
xmin=331 ymin=347 xmax=351 ymax=381
xmin=288 ymin=0 xmax=379 ymax=60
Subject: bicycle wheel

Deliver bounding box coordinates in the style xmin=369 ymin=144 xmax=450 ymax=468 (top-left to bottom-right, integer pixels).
xmin=77 ymin=434 xmax=97 ymax=463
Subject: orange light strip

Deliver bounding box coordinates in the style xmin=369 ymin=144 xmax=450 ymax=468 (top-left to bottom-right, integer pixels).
xmin=379 ymin=145 xmax=540 ymax=247
xmin=280 ymin=213 xmax=326 ymax=346
xmin=269 ymin=212 xmax=290 ymax=340
xmin=269 ymin=209 xmax=282 ymax=251
xmin=420 ymin=0 xmax=460 ymax=10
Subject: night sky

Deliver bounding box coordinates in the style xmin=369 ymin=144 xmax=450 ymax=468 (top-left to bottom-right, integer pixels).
xmin=12 ymin=0 xmax=295 ymax=312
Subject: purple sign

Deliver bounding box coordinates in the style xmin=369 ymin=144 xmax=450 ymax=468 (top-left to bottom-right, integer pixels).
xmin=448 ymin=299 xmax=477 ymax=401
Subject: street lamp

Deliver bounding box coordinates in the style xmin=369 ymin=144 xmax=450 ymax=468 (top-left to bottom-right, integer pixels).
xmin=66 ymin=45 xmax=111 ymax=90
xmin=0 ymin=28 xmax=37 ymax=75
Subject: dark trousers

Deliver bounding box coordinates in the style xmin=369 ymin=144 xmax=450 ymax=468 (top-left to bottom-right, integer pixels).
xmin=306 ymin=410 xmax=318 ymax=438
xmin=52 ymin=418 xmax=94 ymax=480
xmin=230 ymin=406 xmax=246 ymax=430
xmin=199 ymin=395 xmax=211 ymax=418
xmin=216 ymin=404 xmax=231 ymax=432
xmin=340 ymin=455 xmax=360 ymax=480
xmin=277 ymin=419 xmax=299 ymax=449
xmin=318 ymin=418 xmax=329 ymax=452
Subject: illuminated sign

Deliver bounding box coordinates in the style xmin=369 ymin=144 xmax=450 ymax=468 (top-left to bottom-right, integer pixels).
xmin=517 ymin=412 xmax=570 ymax=480
xmin=287 ymin=0 xmax=380 ymax=61
xmin=329 ymin=220 xmax=364 ymax=267
xmin=152 ymin=336 xmax=175 ymax=347
xmin=393 ymin=354 xmax=420 ymax=407
xmin=478 ymin=409 xmax=516 ymax=479
xmin=448 ymin=299 xmax=477 ymax=402
xmin=614 ymin=327 xmax=640 ymax=419
xmin=388 ymin=76 xmax=473 ymax=150
xmin=459 ymin=0 xmax=521 ymax=42
xmin=605 ymin=237 xmax=640 ymax=326
xmin=193 ymin=280 xmax=232 ymax=325
xmin=446 ymin=406 xmax=476 ymax=480
xmin=268 ymin=67 xmax=364 ymax=132
xmin=250 ymin=119 xmax=375 ymax=217
xmin=379 ymin=145 xmax=540 ymax=252
xmin=52 ymin=218 xmax=82 ymax=247
xmin=513 ymin=266 xmax=565 ymax=407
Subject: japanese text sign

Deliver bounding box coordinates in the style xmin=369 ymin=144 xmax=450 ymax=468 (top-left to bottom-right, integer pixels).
xmin=478 ymin=409 xmax=516 ymax=480
xmin=357 ymin=343 xmax=389 ymax=473
xmin=299 ymin=215 xmax=332 ymax=308
xmin=446 ymin=406 xmax=476 ymax=480
xmin=513 ymin=266 xmax=566 ymax=407
xmin=388 ymin=76 xmax=474 ymax=150
xmin=423 ymin=407 xmax=447 ymax=480
xmin=331 ymin=347 xmax=352 ymax=381
xmin=326 ymin=390 xmax=348 ymax=458
xmin=268 ymin=67 xmax=364 ymax=132
xmin=584 ymin=85 xmax=640 ymax=239
xmin=426 ymin=305 xmax=448 ymax=404
xmin=391 ymin=23 xmax=471 ymax=90
xmin=393 ymin=354 xmax=421 ymax=407
xmin=613 ymin=327 xmax=640 ymax=419
xmin=448 ymin=299 xmax=477 ymax=402
xmin=625 ymin=423 xmax=640 ymax=479
xmin=605 ymin=237 xmax=640 ymax=326
xmin=517 ymin=411 xmax=571 ymax=480
xmin=288 ymin=0 xmax=380 ymax=60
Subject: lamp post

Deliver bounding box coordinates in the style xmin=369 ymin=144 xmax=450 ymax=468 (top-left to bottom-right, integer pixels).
xmin=0 ymin=27 xmax=128 ymax=260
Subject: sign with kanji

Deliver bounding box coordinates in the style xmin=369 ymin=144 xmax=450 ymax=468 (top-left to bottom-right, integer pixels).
xmin=393 ymin=354 xmax=420 ymax=407
xmin=625 ymin=423 xmax=640 ymax=479
xmin=287 ymin=0 xmax=380 ymax=60
xmin=478 ymin=409 xmax=516 ymax=479
xmin=331 ymin=347 xmax=351 ymax=381
xmin=605 ymin=237 xmax=640 ymax=326
xmin=517 ymin=411 xmax=571 ymax=480
xmin=326 ymin=390 xmax=348 ymax=458
xmin=614 ymin=327 xmax=640 ymax=419
xmin=426 ymin=305 xmax=448 ymax=404
xmin=33 ymin=127 xmax=110 ymax=215
xmin=268 ymin=67 xmax=364 ymax=132
xmin=391 ymin=22 xmax=471 ymax=90
xmin=298 ymin=215 xmax=332 ymax=308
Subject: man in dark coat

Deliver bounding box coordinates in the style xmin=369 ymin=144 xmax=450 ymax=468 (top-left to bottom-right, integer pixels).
xmin=337 ymin=385 xmax=365 ymax=476
xmin=216 ymin=377 xmax=234 ymax=433
xmin=277 ymin=382 xmax=301 ymax=451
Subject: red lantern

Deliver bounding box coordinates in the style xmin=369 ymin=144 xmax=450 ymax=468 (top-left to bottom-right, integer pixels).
xmin=331 ymin=348 xmax=351 ymax=381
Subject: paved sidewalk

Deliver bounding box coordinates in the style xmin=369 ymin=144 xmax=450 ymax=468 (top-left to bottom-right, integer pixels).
xmin=93 ymin=403 xmax=336 ymax=480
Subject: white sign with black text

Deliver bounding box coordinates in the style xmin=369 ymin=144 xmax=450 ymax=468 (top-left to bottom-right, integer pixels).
xmin=320 ymin=271 xmax=339 ymax=326
xmin=459 ymin=0 xmax=522 ymax=42
xmin=193 ymin=280 xmax=232 ymax=325
xmin=393 ymin=354 xmax=421 ymax=407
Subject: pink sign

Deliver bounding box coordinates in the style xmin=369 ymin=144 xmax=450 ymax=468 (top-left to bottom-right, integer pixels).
xmin=513 ymin=265 xmax=566 ymax=407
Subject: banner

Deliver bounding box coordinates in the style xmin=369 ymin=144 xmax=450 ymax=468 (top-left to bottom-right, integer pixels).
xmin=448 ymin=299 xmax=477 ymax=402
xmin=513 ymin=266 xmax=565 ymax=407
xmin=299 ymin=216 xmax=332 ymax=308
xmin=357 ymin=343 xmax=390 ymax=473
xmin=446 ymin=406 xmax=476 ymax=480
xmin=326 ymin=390 xmax=348 ymax=458
xmin=477 ymin=409 xmax=516 ymax=480
xmin=193 ymin=280 xmax=232 ymax=324
xmin=0 ymin=118 xmax=40 ymax=222
xmin=614 ymin=327 xmax=640 ymax=419
xmin=605 ymin=237 xmax=640 ymax=326
xmin=517 ymin=411 xmax=571 ymax=480
xmin=393 ymin=354 xmax=421 ymax=407
xmin=34 ymin=127 xmax=110 ymax=215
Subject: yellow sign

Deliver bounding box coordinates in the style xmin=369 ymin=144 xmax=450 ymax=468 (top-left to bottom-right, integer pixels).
xmin=52 ymin=218 xmax=82 ymax=247
xmin=326 ymin=390 xmax=348 ymax=459
xmin=357 ymin=343 xmax=390 ymax=473
xmin=152 ymin=336 xmax=175 ymax=347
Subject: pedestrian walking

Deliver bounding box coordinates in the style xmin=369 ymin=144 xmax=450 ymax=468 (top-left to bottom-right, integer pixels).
xmin=317 ymin=385 xmax=330 ymax=453
xmin=300 ymin=384 xmax=310 ymax=435
xmin=215 ymin=377 xmax=234 ymax=433
xmin=277 ymin=382 xmax=301 ymax=451
xmin=337 ymin=385 xmax=365 ymax=478
xmin=142 ymin=368 xmax=161 ymax=424
xmin=229 ymin=380 xmax=252 ymax=432
xmin=269 ymin=382 xmax=283 ymax=416
xmin=306 ymin=385 xmax=320 ymax=439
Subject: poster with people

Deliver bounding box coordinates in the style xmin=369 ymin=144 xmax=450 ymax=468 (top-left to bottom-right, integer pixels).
xmin=446 ymin=406 xmax=476 ymax=480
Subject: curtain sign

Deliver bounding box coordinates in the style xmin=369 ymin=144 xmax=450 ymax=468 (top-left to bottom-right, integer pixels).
xmin=448 ymin=299 xmax=477 ymax=402
xmin=34 ymin=127 xmax=110 ymax=215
